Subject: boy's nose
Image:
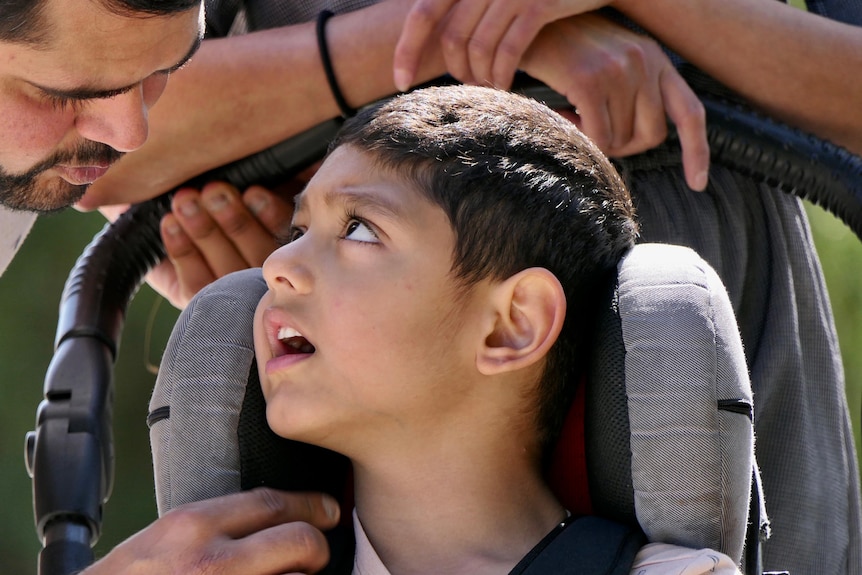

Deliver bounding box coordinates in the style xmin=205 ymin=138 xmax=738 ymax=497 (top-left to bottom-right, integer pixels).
xmin=262 ymin=243 xmax=314 ymax=295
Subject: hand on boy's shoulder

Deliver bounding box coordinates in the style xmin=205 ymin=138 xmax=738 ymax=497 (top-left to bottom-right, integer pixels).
xmin=631 ymin=542 xmax=742 ymax=575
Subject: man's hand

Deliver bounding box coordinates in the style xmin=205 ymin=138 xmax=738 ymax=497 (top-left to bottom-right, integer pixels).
xmin=82 ymin=489 xmax=341 ymax=575
xmin=393 ymin=0 xmax=609 ymax=91
xmin=150 ymin=182 xmax=293 ymax=309
xmin=521 ymin=14 xmax=709 ymax=191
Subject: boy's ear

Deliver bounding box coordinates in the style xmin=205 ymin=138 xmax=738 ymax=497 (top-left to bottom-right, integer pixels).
xmin=477 ymin=267 xmax=566 ymax=376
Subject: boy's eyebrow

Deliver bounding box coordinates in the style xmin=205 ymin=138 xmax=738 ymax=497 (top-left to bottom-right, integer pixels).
xmin=30 ymin=35 xmax=202 ymax=101
xmin=294 ymin=187 xmax=407 ymax=219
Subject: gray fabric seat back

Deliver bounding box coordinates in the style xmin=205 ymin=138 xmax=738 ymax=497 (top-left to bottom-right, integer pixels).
xmin=149 ymin=243 xmax=760 ymax=564
xmin=591 ymin=243 xmax=760 ymax=562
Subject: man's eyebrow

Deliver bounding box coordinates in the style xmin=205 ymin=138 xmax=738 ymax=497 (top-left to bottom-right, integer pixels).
xmin=31 ymin=34 xmax=202 ymax=101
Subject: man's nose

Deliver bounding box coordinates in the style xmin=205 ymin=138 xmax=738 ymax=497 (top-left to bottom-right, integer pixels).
xmin=74 ymin=75 xmax=167 ymax=153
xmin=75 ymin=88 xmax=148 ymax=153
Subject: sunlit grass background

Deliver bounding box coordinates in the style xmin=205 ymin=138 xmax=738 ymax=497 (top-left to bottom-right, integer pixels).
xmin=0 ymin=197 xmax=859 ymax=574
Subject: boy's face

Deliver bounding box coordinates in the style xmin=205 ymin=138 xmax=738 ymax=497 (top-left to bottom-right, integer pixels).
xmin=0 ymin=0 xmax=202 ymax=212
xmin=254 ymin=146 xmax=494 ymax=454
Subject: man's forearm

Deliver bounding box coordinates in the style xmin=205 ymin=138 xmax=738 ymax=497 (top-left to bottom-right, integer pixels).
xmin=82 ymin=0 xmax=446 ymax=208
xmin=613 ymin=0 xmax=862 ymax=155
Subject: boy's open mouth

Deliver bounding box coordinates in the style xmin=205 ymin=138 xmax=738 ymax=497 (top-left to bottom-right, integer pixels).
xmin=277 ymin=326 xmax=316 ymax=354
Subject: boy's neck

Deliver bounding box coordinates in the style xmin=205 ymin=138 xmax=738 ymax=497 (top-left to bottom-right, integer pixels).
xmin=351 ymin=440 xmax=566 ymax=575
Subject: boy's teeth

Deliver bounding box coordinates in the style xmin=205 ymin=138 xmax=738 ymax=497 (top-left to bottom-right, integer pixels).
xmin=277 ymin=327 xmax=302 ymax=340
xmin=277 ymin=326 xmax=315 ymax=354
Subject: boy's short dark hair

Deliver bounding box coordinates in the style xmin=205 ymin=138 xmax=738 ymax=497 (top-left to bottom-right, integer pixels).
xmin=331 ymin=85 xmax=638 ymax=453
xmin=0 ymin=0 xmax=200 ymax=46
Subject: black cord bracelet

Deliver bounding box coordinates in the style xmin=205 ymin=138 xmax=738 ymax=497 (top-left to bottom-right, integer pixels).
xmin=316 ymin=10 xmax=356 ymax=119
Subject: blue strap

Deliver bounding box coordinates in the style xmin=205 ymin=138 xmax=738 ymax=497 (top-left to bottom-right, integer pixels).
xmin=509 ymin=516 xmax=645 ymax=575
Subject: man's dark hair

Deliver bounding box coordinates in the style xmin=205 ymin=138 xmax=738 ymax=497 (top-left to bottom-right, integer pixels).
xmin=0 ymin=0 xmax=200 ymax=46
xmin=331 ymin=84 xmax=638 ymax=454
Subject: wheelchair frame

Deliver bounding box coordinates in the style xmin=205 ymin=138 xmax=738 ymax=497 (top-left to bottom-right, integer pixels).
xmin=25 ymin=76 xmax=862 ymax=575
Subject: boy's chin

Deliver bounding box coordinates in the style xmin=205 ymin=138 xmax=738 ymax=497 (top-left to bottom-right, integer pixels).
xmin=266 ymin=403 xmax=339 ymax=449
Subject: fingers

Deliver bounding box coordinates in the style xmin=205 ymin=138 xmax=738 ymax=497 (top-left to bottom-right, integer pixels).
xmin=170 ymin=182 xmax=290 ymax=266
xmin=520 ymin=15 xmax=709 ymax=190
xmin=440 ymin=0 xmax=542 ymax=88
xmin=394 ymin=0 xmax=460 ymax=91
xmin=439 ymin=0 xmax=490 ymax=84
xmin=603 ymin=45 xmax=668 ymax=158
xmin=164 ymin=488 xmax=340 ymax=538
xmin=213 ymin=520 xmax=332 ymax=575
xmin=160 ymin=214 xmax=216 ymax=306
xmin=660 ymin=69 xmax=710 ymax=191
xmin=563 ymin=54 xmax=617 ymax=151
xmin=143 ymin=257 xmax=187 ymax=309
xmin=574 ymin=93 xmax=614 ymax=152
xmin=603 ymin=42 xmax=648 ymax=150
xmin=153 ymin=183 xmax=293 ymax=309
xmin=169 ymin=185 xmax=250 ymax=276
xmin=465 ymin=1 xmax=516 ymax=86
xmin=85 ymin=489 xmax=340 ymax=575
xmin=242 ymin=185 xmax=295 ymax=243
xmin=205 ymin=184 xmax=288 ymax=266
xmin=155 ymin=489 xmax=341 ymax=574
xmin=394 ymin=0 xmax=608 ymax=91
xmin=488 ymin=5 xmax=547 ymax=89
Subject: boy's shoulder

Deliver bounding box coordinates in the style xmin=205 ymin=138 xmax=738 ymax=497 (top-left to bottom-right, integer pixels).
xmin=344 ymin=512 xmax=645 ymax=575
xmin=630 ymin=542 xmax=742 ymax=575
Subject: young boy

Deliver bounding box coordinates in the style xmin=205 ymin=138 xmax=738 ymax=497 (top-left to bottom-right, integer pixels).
xmin=252 ymin=84 xmax=740 ymax=574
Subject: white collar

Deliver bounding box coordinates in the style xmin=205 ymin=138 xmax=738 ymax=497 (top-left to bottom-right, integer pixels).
xmin=0 ymin=207 xmax=37 ymax=278
xmin=352 ymin=509 xmax=392 ymax=575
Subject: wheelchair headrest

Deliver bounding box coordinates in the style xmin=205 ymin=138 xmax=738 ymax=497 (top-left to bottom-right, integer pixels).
xmin=586 ymin=243 xmax=757 ymax=561
xmin=149 ymin=242 xmax=758 ymax=563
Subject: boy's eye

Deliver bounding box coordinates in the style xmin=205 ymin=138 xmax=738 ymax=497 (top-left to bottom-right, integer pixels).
xmin=277 ymin=226 xmax=304 ymax=246
xmin=344 ymin=219 xmax=379 ymax=243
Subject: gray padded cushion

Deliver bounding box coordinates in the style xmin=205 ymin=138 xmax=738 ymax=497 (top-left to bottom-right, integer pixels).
xmin=149 ymin=245 xmax=758 ymax=564
xmin=618 ymin=243 xmax=755 ymax=562
xmin=149 ymin=268 xmax=267 ymax=514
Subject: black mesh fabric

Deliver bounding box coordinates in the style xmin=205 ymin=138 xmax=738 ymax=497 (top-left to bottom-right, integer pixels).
xmin=238 ymin=362 xmax=351 ymax=498
xmin=238 ymin=362 xmax=355 ymax=575
xmin=584 ymin=283 xmax=636 ymax=527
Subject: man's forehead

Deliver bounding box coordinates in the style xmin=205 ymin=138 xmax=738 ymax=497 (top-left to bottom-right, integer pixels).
xmin=25 ymin=0 xmax=204 ymax=85
xmin=40 ymin=0 xmax=203 ymax=38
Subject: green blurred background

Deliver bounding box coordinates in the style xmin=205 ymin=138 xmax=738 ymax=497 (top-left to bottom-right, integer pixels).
xmin=0 ymin=200 xmax=860 ymax=575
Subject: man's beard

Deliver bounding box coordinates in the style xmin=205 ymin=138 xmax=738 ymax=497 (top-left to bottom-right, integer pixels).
xmin=0 ymin=141 xmax=123 ymax=214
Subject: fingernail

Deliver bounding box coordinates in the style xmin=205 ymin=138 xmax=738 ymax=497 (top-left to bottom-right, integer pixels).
xmin=323 ymin=497 xmax=339 ymax=521
xmin=245 ymin=193 xmax=269 ymax=216
xmin=179 ymin=200 xmax=200 ymax=218
xmin=694 ymin=170 xmax=709 ymax=191
xmin=204 ymin=192 xmax=229 ymax=213
xmin=164 ymin=220 xmax=182 ymax=237
xmin=394 ymin=69 xmax=411 ymax=93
